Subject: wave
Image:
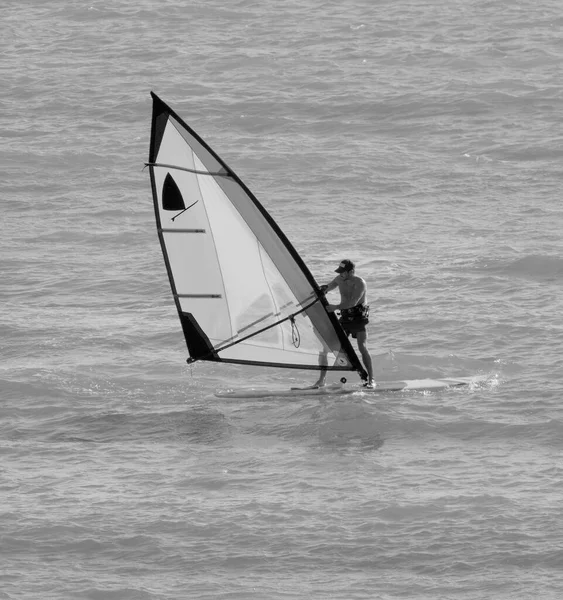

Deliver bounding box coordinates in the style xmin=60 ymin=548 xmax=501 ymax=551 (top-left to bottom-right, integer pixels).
xmin=478 ymin=254 xmax=563 ymax=282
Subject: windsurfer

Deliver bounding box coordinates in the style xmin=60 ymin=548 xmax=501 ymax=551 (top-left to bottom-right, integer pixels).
xmin=311 ymin=259 xmax=375 ymax=389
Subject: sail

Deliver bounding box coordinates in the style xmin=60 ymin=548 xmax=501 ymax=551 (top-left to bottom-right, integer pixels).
xmin=147 ymin=92 xmax=367 ymax=377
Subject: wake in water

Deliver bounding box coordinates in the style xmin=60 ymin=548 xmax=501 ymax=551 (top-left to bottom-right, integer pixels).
xmin=370 ymin=350 xmax=502 ymax=381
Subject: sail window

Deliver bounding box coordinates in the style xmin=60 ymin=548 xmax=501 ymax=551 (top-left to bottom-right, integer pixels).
xmin=162 ymin=173 xmax=185 ymax=211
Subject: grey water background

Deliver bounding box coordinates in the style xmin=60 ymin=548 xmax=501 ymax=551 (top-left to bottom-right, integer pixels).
xmin=2 ymin=1 xmax=563 ymax=598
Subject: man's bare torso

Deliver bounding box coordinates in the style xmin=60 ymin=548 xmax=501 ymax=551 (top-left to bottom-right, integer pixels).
xmin=334 ymin=274 xmax=366 ymax=309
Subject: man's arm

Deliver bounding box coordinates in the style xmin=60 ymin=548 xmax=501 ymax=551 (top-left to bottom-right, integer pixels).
xmin=319 ymin=277 xmax=340 ymax=295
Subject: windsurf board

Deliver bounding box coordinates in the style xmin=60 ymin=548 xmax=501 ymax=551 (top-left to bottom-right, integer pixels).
xmin=215 ymin=376 xmax=487 ymax=399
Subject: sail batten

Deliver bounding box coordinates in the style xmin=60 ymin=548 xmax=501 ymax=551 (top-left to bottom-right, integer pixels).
xmin=147 ymin=92 xmax=367 ymax=378
xmin=160 ymin=228 xmax=206 ymax=233
xmin=175 ymin=294 xmax=223 ymax=299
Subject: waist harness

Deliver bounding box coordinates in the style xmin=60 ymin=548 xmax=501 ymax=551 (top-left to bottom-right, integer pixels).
xmin=339 ymin=303 xmax=370 ymax=324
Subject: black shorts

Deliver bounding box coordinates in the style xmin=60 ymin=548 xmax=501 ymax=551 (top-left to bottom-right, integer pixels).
xmin=339 ymin=304 xmax=369 ymax=338
xmin=340 ymin=320 xmax=367 ymax=339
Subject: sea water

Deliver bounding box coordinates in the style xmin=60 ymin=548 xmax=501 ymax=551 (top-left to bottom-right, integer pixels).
xmin=2 ymin=0 xmax=563 ymax=598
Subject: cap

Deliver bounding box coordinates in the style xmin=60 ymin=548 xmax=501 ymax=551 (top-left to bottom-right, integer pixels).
xmin=335 ymin=259 xmax=355 ymax=273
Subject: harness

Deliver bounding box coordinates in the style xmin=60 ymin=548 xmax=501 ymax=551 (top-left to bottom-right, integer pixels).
xmin=339 ymin=303 xmax=370 ymax=324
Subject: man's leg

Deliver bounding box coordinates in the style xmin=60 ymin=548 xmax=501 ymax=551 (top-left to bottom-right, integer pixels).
xmin=356 ymin=331 xmax=375 ymax=385
xmin=312 ymin=368 xmax=327 ymax=388
xmin=309 ymin=351 xmax=328 ymax=388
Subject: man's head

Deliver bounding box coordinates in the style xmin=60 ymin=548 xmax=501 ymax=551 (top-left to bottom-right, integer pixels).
xmin=335 ymin=259 xmax=355 ymax=275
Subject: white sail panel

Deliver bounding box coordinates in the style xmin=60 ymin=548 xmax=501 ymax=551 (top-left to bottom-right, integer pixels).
xmin=148 ymin=93 xmax=366 ymax=377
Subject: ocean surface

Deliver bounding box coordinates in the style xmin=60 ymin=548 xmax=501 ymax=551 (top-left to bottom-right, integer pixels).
xmin=3 ymin=0 xmax=563 ymax=598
